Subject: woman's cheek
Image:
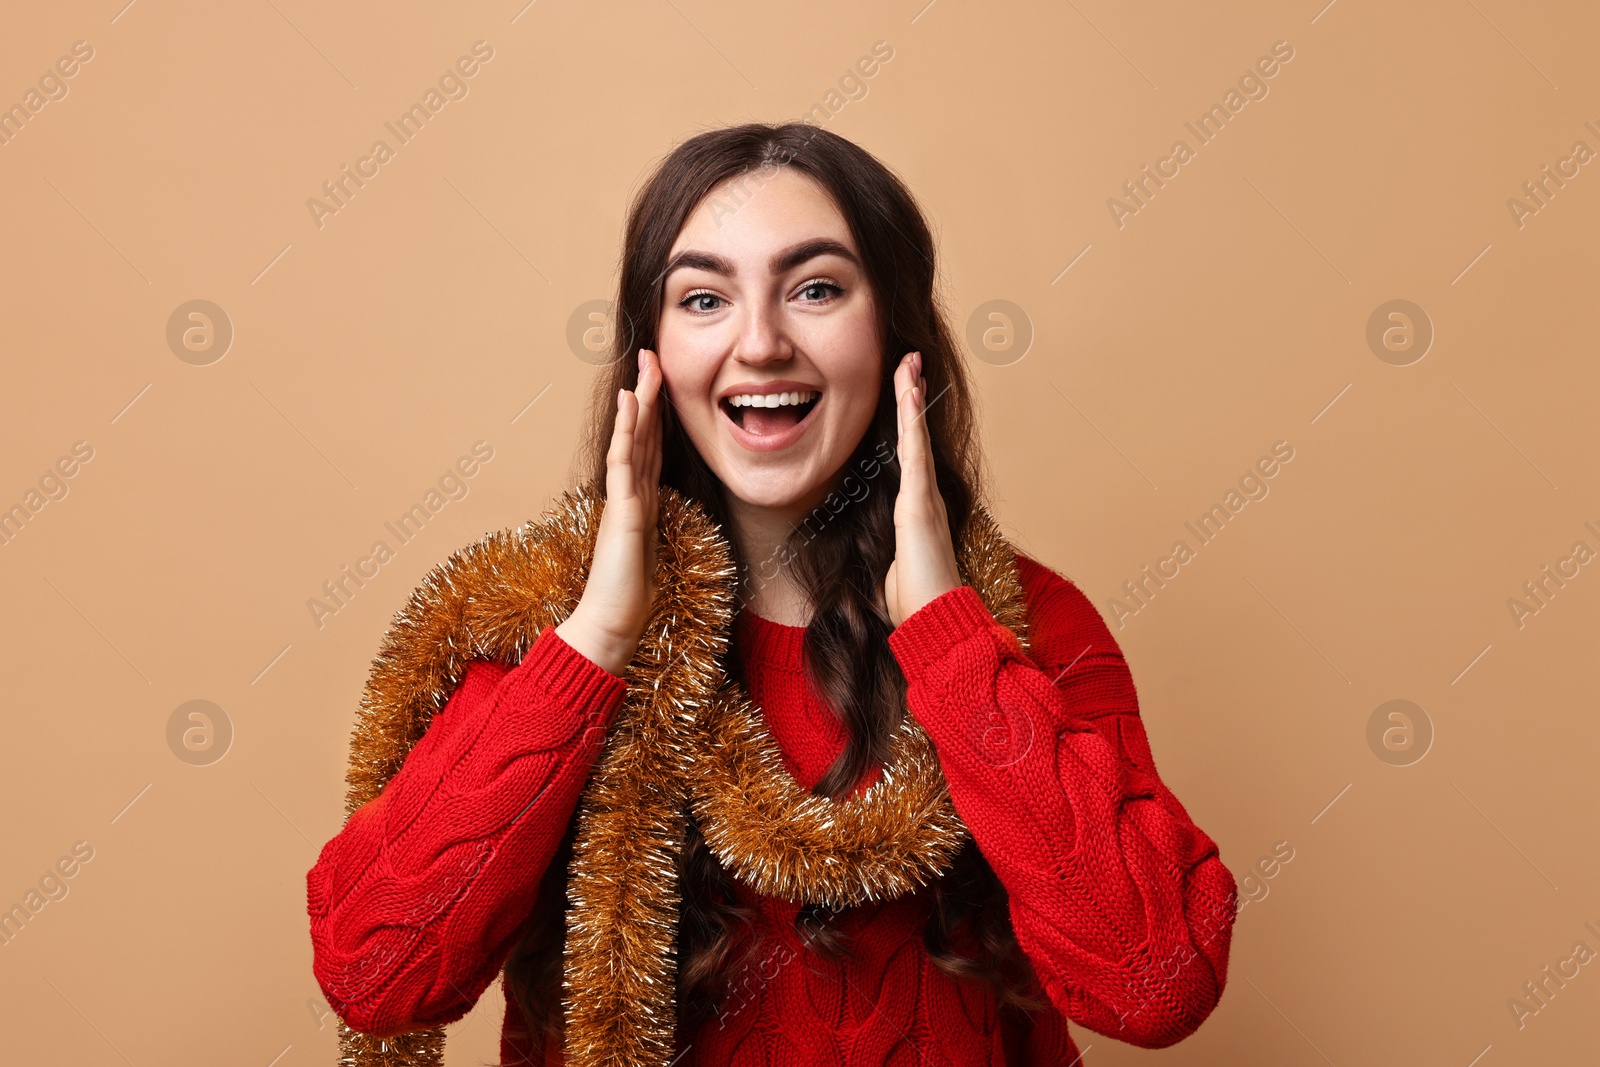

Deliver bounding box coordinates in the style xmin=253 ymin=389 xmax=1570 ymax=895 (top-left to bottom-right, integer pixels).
xmin=842 ymin=390 xmax=878 ymax=444
xmin=657 ymin=365 xmax=712 ymax=432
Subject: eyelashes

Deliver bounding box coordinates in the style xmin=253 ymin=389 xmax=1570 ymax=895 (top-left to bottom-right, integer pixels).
xmin=676 ymin=279 xmax=844 ymax=315
xmin=795 ymin=280 xmax=844 ymax=303
xmin=678 ymin=289 xmax=724 ymax=314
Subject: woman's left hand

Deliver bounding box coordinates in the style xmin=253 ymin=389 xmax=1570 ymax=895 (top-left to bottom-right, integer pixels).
xmin=883 ymin=350 xmax=964 ymax=627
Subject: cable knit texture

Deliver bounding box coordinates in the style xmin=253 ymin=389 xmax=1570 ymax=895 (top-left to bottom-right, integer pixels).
xmin=306 ymin=552 xmax=1236 ymax=1065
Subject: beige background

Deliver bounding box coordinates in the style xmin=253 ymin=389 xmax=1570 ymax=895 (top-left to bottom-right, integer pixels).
xmin=1 ymin=1 xmax=1595 ymax=1064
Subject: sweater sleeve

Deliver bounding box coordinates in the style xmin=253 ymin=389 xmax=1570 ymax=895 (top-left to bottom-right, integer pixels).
xmin=306 ymin=624 xmax=629 ymax=1038
xmin=886 ymin=554 xmax=1237 ymax=1048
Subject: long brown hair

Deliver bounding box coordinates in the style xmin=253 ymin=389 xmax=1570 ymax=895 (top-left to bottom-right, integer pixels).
xmin=503 ymin=121 xmax=1049 ymax=1048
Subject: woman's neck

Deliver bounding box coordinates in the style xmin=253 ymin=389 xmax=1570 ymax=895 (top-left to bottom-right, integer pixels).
xmin=724 ymin=491 xmax=822 ymax=628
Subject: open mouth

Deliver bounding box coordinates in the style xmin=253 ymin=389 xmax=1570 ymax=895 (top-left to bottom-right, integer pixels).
xmin=719 ymin=389 xmax=821 ymax=438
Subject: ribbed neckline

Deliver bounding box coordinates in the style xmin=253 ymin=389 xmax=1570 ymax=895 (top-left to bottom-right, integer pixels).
xmin=734 ymin=606 xmax=807 ymax=666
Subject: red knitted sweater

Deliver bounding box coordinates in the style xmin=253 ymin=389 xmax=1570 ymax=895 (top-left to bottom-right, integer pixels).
xmin=306 ymin=553 xmax=1237 ymax=1065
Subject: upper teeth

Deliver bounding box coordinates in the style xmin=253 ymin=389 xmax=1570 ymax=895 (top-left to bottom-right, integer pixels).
xmin=726 ymin=390 xmax=819 ymax=408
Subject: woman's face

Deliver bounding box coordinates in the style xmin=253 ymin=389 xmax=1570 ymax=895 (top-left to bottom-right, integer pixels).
xmin=656 ymin=167 xmax=882 ymax=514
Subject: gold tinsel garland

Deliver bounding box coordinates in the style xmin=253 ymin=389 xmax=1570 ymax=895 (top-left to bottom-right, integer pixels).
xmin=332 ymin=484 xmax=1027 ymax=1067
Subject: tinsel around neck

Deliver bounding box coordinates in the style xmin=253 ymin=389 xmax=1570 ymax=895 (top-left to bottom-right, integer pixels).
xmin=332 ymin=483 xmax=1026 ymax=1067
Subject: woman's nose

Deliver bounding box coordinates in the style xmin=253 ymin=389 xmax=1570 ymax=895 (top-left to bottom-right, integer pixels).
xmin=732 ymin=304 xmax=792 ymax=365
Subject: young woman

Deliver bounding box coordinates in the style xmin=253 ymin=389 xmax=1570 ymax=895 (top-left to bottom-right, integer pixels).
xmin=307 ymin=123 xmax=1237 ymax=1066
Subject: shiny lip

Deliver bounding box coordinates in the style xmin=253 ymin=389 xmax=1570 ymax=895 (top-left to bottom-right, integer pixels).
xmin=717 ymin=384 xmax=823 ymax=453
xmin=715 ymin=379 xmax=823 ymax=402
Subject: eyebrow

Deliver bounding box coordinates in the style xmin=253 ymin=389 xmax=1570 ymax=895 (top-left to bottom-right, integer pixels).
xmin=662 ymin=237 xmax=859 ymax=283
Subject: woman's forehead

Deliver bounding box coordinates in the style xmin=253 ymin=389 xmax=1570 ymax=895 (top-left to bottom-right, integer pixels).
xmin=671 ymin=168 xmax=856 ymax=265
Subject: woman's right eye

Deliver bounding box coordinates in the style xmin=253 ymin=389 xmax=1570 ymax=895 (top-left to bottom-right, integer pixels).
xmin=679 ymin=290 xmax=725 ymax=314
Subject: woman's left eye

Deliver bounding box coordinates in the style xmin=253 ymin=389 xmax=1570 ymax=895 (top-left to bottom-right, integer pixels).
xmin=796 ymin=280 xmax=843 ymax=303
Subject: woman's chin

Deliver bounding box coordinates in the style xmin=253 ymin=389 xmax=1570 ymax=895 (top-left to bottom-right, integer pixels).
xmin=717 ymin=465 xmax=828 ymax=513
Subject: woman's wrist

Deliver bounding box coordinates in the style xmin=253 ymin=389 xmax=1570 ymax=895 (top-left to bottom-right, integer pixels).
xmin=554 ymin=608 xmax=638 ymax=677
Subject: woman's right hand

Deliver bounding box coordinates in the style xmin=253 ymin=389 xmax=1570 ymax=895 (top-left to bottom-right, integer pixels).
xmin=555 ymin=349 xmax=664 ymax=676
